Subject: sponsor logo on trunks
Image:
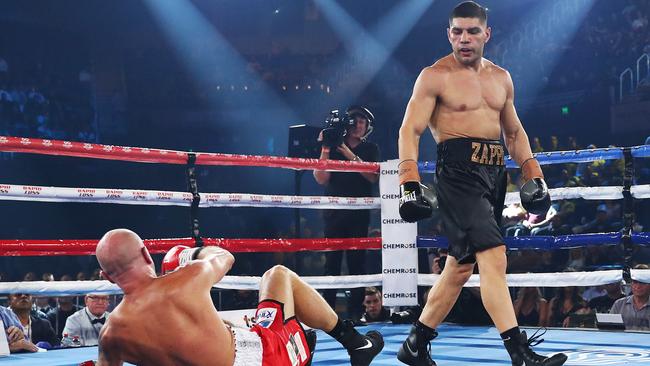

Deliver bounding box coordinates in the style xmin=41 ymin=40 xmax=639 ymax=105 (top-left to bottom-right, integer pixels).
xmin=470 ymin=142 xmax=505 ymax=166
xmin=286 ymin=332 xmax=308 ymax=366
xmin=255 ymin=308 xmax=277 ymax=328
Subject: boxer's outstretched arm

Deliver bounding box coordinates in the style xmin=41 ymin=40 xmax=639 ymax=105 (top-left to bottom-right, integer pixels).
xmin=500 ymin=71 xmax=534 ymax=167
xmin=195 ymin=246 xmax=235 ymax=284
xmin=399 ymin=67 xmax=441 ymax=162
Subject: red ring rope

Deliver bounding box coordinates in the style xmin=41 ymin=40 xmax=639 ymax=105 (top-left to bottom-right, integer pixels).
xmin=0 ymin=237 xmax=382 ymax=256
xmin=0 ymin=136 xmax=379 ymax=173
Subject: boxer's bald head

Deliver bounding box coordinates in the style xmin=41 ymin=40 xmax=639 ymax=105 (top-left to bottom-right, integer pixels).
xmin=97 ymin=229 xmax=155 ymax=284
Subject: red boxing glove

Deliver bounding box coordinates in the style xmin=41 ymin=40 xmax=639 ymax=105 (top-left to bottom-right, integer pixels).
xmin=161 ymin=245 xmax=203 ymax=274
xmin=79 ymin=361 xmax=96 ymax=366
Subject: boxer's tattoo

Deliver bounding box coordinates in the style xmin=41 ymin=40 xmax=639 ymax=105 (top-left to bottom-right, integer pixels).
xmin=398 ymin=167 xmax=413 ymax=177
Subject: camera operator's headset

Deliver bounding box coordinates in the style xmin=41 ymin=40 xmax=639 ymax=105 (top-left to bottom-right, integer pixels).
xmin=346 ymin=105 xmax=375 ymax=141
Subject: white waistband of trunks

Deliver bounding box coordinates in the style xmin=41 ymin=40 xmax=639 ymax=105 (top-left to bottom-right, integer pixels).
xmin=232 ymin=326 xmax=263 ymax=366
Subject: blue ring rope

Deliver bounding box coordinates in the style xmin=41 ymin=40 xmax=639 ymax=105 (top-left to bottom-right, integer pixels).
xmin=417 ymin=232 xmax=649 ymax=250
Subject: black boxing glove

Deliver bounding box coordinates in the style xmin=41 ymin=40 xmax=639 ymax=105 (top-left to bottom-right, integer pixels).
xmin=520 ymin=177 xmax=551 ymax=215
xmin=398 ymin=160 xmax=436 ymax=222
xmin=520 ymin=157 xmax=551 ymax=215
xmin=399 ymin=182 xmax=437 ymax=223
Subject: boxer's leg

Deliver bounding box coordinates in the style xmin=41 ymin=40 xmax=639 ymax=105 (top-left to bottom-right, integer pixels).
xmin=259 ymin=265 xmax=384 ymax=366
xmin=475 ymin=245 xmax=516 ymax=332
xmin=419 ymin=256 xmax=474 ymax=329
xmin=259 ymin=264 xmax=335 ymax=329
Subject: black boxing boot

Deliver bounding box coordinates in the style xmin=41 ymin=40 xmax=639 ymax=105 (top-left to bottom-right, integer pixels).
xmin=503 ymin=328 xmax=568 ymax=366
xmin=397 ymin=320 xmax=438 ymax=366
xmin=327 ymin=319 xmax=384 ymax=366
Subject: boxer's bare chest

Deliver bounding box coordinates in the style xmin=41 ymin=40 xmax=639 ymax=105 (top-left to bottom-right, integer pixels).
xmin=432 ymin=67 xmax=507 ymax=141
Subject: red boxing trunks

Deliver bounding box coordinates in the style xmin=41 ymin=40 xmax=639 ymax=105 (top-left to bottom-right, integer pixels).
xmin=250 ymin=299 xmax=312 ymax=366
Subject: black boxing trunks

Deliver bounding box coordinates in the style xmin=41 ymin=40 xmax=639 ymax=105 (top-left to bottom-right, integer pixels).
xmin=435 ymin=138 xmax=507 ymax=264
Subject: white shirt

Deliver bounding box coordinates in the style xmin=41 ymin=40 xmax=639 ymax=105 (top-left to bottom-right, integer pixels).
xmin=62 ymin=307 xmax=109 ymax=346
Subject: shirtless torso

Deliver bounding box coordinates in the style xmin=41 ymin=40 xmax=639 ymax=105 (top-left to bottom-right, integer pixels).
xmin=426 ymin=54 xmax=510 ymax=143
xmin=98 ymin=262 xmax=235 ymax=366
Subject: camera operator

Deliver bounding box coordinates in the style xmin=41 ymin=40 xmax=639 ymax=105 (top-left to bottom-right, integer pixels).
xmin=313 ymin=106 xmax=380 ymax=319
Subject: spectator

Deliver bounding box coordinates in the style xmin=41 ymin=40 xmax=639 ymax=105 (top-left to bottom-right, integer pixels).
xmin=430 ymin=249 xmax=448 ymax=276
xmin=62 ymin=294 xmax=110 ymax=346
xmin=8 ymin=293 xmax=59 ymax=347
xmin=546 ymin=286 xmax=589 ymax=327
xmin=565 ymin=249 xmax=587 ymax=271
xmin=89 ymin=269 xmax=101 ymax=281
xmin=359 ymin=287 xmax=390 ymax=323
xmin=572 ymin=204 xmax=618 ymax=234
xmin=47 ymin=297 xmax=81 ymax=339
xmin=531 ymin=251 xmax=561 ymax=273
xmin=33 ymin=296 xmax=53 ymax=316
xmin=526 ymin=205 xmax=559 ymax=236
xmin=531 ymin=212 xmax=572 ymax=237
xmin=609 ymin=264 xmax=650 ymax=331
xmin=23 ymin=272 xmax=37 ymax=281
xmin=513 ymin=287 xmax=548 ymax=327
xmin=0 ymin=305 xmax=38 ymax=353
xmin=588 ymin=282 xmax=625 ymax=313
xmin=502 ymin=203 xmax=527 ymax=237
xmin=76 ymin=272 xmax=87 ymax=281
xmin=582 ymin=285 xmax=607 ymax=302
xmin=531 ymin=137 xmax=544 ymax=153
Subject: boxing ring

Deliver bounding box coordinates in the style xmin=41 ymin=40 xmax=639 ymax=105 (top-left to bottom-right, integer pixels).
xmin=0 ymin=136 xmax=649 ymax=365
xmin=5 ymin=323 xmax=650 ymax=366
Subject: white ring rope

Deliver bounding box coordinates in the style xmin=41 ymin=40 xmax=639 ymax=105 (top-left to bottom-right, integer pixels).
xmin=2 ymin=183 xmax=650 ymax=209
xmin=505 ymin=185 xmax=650 ymax=205
xmin=632 ymin=184 xmax=650 ymax=199
xmin=3 ymin=270 xmax=649 ymax=296
xmin=0 ymin=184 xmax=380 ymax=210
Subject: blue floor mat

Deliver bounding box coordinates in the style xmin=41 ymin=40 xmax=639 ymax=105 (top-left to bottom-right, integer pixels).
xmin=3 ymin=323 xmax=649 ymax=365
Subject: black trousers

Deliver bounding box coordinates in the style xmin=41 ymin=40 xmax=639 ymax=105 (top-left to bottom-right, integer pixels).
xmin=323 ymin=209 xmax=370 ymax=318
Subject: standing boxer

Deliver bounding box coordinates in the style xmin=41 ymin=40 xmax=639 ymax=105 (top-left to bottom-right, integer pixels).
xmin=396 ymin=2 xmax=566 ymax=365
